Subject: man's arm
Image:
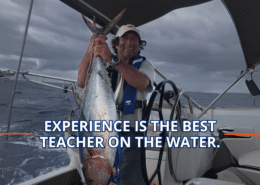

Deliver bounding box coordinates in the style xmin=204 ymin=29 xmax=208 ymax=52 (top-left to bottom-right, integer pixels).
xmin=77 ymin=34 xmax=96 ymax=88
xmin=114 ymin=63 xmax=150 ymax=91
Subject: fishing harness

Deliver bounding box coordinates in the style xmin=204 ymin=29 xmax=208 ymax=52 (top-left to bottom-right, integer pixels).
xmin=123 ymin=55 xmax=145 ymax=114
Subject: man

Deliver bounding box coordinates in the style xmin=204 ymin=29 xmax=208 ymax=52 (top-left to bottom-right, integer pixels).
xmin=77 ymin=24 xmax=154 ymax=185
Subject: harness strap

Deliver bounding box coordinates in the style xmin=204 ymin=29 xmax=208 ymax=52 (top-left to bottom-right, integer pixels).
xmin=109 ymin=55 xmax=145 ymax=185
xmin=117 ymin=100 xmax=146 ymax=111
xmin=109 ymin=131 xmax=121 ymax=184
xmin=123 ymin=55 xmax=144 ymax=114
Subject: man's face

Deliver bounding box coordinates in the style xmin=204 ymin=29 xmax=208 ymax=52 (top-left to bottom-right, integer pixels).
xmin=116 ymin=31 xmax=140 ymax=60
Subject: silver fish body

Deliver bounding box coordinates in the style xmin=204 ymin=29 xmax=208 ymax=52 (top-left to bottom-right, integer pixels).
xmin=81 ymin=56 xmax=118 ymax=185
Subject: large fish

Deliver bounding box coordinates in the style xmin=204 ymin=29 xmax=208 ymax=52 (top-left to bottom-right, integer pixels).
xmin=80 ymin=56 xmax=118 ymax=185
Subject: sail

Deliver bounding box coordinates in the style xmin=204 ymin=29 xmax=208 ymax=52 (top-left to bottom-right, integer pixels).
xmin=222 ymin=0 xmax=260 ymax=69
xmin=60 ymin=0 xmax=211 ymax=34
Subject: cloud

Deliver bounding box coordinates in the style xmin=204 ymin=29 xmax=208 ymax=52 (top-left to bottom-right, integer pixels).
xmin=0 ymin=0 xmax=250 ymax=93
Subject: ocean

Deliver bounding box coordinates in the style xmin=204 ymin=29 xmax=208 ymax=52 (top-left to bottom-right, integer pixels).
xmin=0 ymin=79 xmax=259 ymax=185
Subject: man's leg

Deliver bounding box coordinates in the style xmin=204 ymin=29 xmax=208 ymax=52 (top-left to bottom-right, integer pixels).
xmin=119 ymin=131 xmax=146 ymax=185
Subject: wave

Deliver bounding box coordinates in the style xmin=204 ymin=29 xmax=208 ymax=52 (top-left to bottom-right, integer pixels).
xmin=10 ymin=141 xmax=28 ymax=146
xmin=18 ymin=99 xmax=40 ymax=105
xmin=0 ymin=103 xmax=8 ymax=107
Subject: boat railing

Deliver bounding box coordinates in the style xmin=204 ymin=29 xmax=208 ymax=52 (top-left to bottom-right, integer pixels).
xmin=197 ymin=68 xmax=253 ymax=119
xmin=154 ymin=67 xmax=204 ymax=112
xmin=155 ymin=67 xmax=256 ymax=119
xmin=14 ymin=70 xmax=77 ymax=93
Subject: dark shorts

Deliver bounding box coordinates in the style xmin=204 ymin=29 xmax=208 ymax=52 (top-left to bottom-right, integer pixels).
xmin=119 ymin=130 xmax=146 ymax=185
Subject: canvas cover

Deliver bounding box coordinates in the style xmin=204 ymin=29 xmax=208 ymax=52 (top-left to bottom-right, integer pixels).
xmin=222 ymin=0 xmax=260 ymax=69
xmin=60 ymin=0 xmax=260 ymax=69
xmin=60 ymin=0 xmax=211 ymax=34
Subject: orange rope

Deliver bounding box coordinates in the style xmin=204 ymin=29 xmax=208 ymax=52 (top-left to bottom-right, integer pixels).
xmin=0 ymin=133 xmax=33 ymax=135
xmin=224 ymin=133 xmax=260 ymax=136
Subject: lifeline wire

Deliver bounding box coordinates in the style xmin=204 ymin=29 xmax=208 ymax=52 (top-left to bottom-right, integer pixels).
xmin=2 ymin=0 xmax=34 ymax=179
xmin=6 ymin=0 xmax=34 ymax=141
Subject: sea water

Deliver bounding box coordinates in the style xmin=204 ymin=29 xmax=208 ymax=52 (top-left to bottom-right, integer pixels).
xmin=0 ymin=80 xmax=76 ymax=185
xmin=0 ymin=79 xmax=259 ymax=185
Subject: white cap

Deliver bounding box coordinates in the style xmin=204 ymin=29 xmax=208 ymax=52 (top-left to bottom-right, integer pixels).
xmin=116 ymin=24 xmax=141 ymax=38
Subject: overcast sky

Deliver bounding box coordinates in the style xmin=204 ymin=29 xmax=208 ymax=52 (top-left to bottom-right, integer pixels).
xmin=0 ymin=0 xmax=252 ymax=93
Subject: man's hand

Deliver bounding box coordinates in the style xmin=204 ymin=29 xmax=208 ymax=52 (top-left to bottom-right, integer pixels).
xmin=93 ymin=34 xmax=113 ymax=63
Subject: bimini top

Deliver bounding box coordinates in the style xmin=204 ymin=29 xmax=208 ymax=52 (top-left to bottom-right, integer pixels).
xmin=222 ymin=0 xmax=260 ymax=69
xmin=60 ymin=0 xmax=212 ymax=34
xmin=60 ymin=0 xmax=260 ymax=70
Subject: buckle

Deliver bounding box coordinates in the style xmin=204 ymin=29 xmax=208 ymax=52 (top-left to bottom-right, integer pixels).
xmin=116 ymin=100 xmax=147 ymax=111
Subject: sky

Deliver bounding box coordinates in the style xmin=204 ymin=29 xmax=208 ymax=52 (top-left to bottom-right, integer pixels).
xmin=0 ymin=0 xmax=253 ymax=93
